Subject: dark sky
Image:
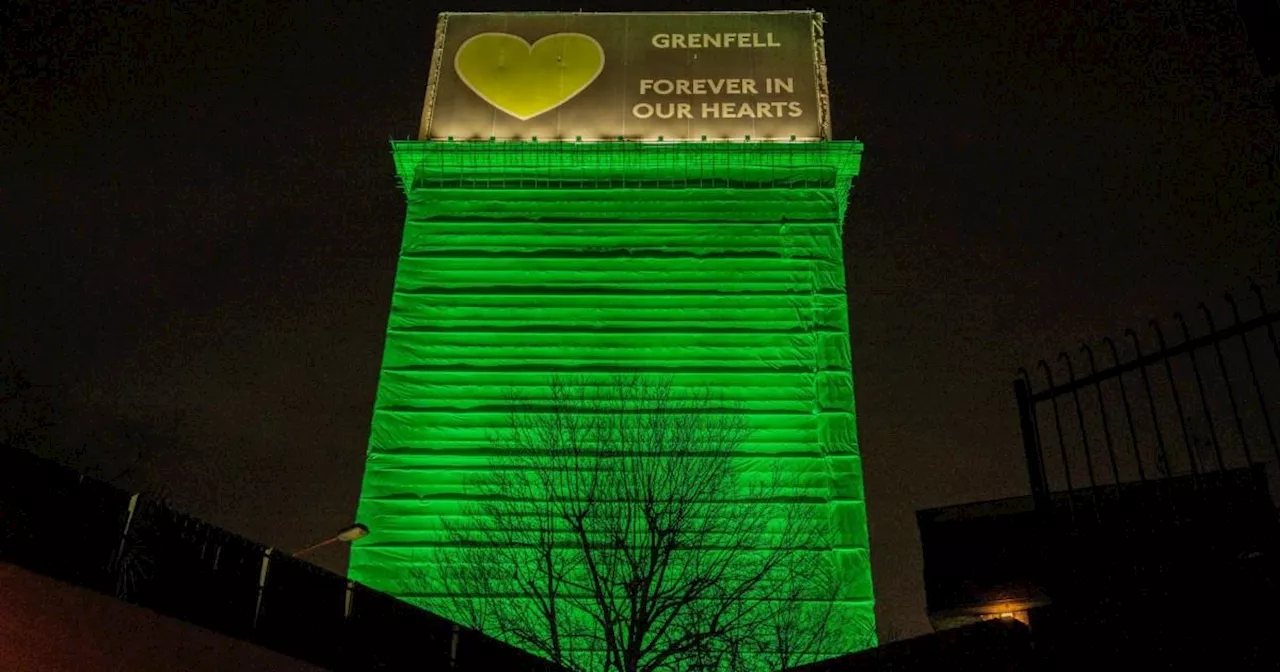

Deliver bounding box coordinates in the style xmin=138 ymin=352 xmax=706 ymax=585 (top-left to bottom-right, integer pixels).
xmin=4 ymin=0 xmax=1278 ymax=640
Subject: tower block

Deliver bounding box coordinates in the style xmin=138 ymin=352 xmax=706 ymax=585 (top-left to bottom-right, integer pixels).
xmin=351 ymin=10 xmax=875 ymax=663
xmin=350 ymin=142 xmax=873 ymax=650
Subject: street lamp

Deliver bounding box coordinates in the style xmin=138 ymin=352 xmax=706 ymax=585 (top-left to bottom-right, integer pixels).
xmin=293 ymin=523 xmax=370 ymax=558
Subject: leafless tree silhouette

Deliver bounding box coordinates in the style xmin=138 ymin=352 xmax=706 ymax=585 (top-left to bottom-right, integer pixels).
xmin=421 ymin=374 xmax=849 ymax=672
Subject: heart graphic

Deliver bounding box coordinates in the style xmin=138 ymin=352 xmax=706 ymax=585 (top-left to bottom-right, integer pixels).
xmin=454 ymin=32 xmax=605 ymax=121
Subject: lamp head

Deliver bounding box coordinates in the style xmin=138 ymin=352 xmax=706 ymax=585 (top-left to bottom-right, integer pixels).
xmin=336 ymin=523 xmax=370 ymax=542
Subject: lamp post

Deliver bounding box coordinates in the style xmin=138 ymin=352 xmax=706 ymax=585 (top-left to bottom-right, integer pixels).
xmin=251 ymin=523 xmax=370 ymax=629
xmin=293 ymin=523 xmax=369 ymax=558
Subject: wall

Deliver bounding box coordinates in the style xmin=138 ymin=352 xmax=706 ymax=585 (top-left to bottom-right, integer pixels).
xmin=0 ymin=562 xmax=323 ymax=672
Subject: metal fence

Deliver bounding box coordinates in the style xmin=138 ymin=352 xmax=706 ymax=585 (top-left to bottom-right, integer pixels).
xmin=0 ymin=446 xmax=563 ymax=671
xmin=1015 ymin=279 xmax=1280 ymax=514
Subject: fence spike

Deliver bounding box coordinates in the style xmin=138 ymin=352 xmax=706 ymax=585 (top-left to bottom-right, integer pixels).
xmin=1060 ymin=352 xmax=1100 ymax=491
xmin=1201 ymin=302 xmax=1253 ymax=465
xmin=1250 ymin=280 xmax=1280 ymax=368
xmin=1039 ymin=359 xmax=1075 ymax=497
xmin=1176 ymin=311 xmax=1225 ymax=472
xmin=1017 ymin=367 xmax=1050 ymax=506
xmin=1152 ymin=319 xmax=1200 ymax=477
xmin=1082 ymin=344 xmax=1122 ymax=485
xmin=1226 ymin=291 xmax=1280 ymax=464
xmin=1105 ymin=336 xmax=1146 ymax=482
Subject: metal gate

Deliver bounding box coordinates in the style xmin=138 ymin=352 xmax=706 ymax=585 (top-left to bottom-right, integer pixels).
xmin=1015 ymin=280 xmax=1280 ymax=513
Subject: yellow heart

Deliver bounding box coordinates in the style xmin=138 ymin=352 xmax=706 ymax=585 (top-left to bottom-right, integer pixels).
xmin=454 ymin=32 xmax=605 ymax=121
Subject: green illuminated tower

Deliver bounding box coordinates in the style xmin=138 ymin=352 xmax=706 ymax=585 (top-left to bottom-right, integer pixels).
xmin=351 ymin=141 xmax=872 ymax=654
xmin=351 ymin=11 xmax=873 ymax=667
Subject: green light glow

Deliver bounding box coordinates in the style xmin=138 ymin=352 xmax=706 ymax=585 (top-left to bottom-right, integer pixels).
xmin=351 ymin=141 xmax=874 ymax=662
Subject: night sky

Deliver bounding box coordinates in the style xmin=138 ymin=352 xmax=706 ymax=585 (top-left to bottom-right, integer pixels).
xmin=4 ymin=0 xmax=1278 ymax=640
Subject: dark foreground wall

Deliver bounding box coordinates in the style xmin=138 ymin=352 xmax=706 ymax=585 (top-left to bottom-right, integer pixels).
xmin=0 ymin=562 xmax=323 ymax=672
xmin=0 ymin=446 xmax=564 ymax=671
xmin=787 ymin=618 xmax=1033 ymax=671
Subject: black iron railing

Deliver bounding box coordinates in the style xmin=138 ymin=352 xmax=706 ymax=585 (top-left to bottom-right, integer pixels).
xmin=1015 ymin=279 xmax=1280 ymax=513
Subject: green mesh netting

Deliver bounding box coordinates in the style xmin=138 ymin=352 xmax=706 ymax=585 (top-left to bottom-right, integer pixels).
xmin=351 ymin=140 xmax=874 ymax=665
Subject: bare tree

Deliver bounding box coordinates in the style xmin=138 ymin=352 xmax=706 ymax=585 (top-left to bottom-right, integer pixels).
xmin=763 ymin=566 xmax=857 ymax=672
xmin=423 ymin=374 xmax=849 ymax=672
